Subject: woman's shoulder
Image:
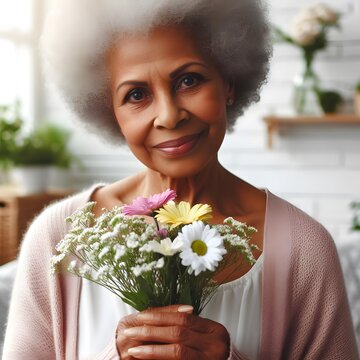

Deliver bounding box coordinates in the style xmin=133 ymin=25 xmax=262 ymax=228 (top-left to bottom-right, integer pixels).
xmin=267 ymin=190 xmax=336 ymax=259
xmin=20 ymin=184 xmax=106 ymax=250
xmin=36 ymin=184 xmax=104 ymax=223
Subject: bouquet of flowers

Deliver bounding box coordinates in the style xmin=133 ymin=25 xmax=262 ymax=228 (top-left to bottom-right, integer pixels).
xmin=273 ymin=3 xmax=342 ymax=114
xmin=51 ymin=190 xmax=258 ymax=315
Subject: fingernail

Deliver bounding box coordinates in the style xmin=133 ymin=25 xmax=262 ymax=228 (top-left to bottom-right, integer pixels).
xmin=123 ymin=328 xmax=137 ymax=337
xmin=137 ymin=313 xmax=152 ymax=321
xmin=128 ymin=347 xmax=142 ymax=355
xmin=178 ymin=305 xmax=193 ymax=313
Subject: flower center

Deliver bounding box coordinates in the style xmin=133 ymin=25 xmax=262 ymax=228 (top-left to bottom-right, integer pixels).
xmin=191 ymin=240 xmax=207 ymax=256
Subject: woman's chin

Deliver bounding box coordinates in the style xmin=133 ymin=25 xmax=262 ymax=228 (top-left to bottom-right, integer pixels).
xmin=146 ymin=153 xmax=219 ymax=179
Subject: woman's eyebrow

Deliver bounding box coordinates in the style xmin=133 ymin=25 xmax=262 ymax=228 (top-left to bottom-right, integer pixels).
xmin=169 ymin=61 xmax=208 ymax=79
xmin=116 ymin=62 xmax=207 ymax=93
xmin=116 ymin=80 xmax=147 ymax=94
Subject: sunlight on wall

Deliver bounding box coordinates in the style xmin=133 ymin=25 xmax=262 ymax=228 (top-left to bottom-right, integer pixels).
xmin=0 ymin=0 xmax=32 ymax=32
xmin=0 ymin=0 xmax=34 ymax=124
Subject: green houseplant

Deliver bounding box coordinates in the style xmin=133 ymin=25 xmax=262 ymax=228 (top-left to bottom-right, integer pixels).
xmin=11 ymin=123 xmax=81 ymax=193
xmin=350 ymin=202 xmax=360 ymax=232
xmin=12 ymin=124 xmax=77 ymax=168
xmin=316 ymin=89 xmax=343 ymax=114
xmin=0 ymin=102 xmax=80 ymax=192
xmin=0 ymin=103 xmax=23 ymax=175
xmin=355 ymin=82 xmax=360 ymax=115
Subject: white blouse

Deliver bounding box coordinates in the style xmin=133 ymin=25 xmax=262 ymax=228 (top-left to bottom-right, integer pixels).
xmin=78 ymin=253 xmax=263 ymax=360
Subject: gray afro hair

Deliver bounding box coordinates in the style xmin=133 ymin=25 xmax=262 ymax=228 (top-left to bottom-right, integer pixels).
xmin=41 ymin=0 xmax=272 ymax=144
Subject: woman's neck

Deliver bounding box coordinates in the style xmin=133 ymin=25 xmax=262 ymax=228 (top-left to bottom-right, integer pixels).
xmin=141 ymin=159 xmax=231 ymax=205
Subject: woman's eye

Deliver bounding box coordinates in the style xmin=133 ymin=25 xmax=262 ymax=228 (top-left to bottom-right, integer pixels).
xmin=125 ymin=88 xmax=147 ymax=103
xmin=177 ymin=73 xmax=203 ymax=90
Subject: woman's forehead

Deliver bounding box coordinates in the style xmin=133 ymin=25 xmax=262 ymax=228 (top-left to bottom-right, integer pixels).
xmin=107 ymin=25 xmax=209 ymax=72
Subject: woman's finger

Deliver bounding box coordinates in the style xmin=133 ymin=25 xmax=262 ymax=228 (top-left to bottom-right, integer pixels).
xmin=144 ymin=304 xmax=193 ymax=314
xmin=136 ymin=312 xmax=214 ymax=333
xmin=128 ymin=344 xmax=202 ymax=359
xmin=123 ymin=325 xmax=198 ymax=344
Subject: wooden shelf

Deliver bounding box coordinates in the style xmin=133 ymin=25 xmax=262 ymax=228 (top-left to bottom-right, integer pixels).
xmin=263 ymin=114 xmax=360 ymax=149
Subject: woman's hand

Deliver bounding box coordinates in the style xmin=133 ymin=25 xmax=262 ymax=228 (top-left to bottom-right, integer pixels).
xmin=116 ymin=305 xmax=230 ymax=360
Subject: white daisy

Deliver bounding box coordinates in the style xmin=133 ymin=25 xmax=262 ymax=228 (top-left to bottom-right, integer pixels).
xmin=176 ymin=221 xmax=227 ymax=276
xmin=140 ymin=237 xmax=183 ymax=256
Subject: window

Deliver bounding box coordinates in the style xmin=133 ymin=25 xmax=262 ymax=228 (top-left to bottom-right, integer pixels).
xmin=0 ymin=0 xmax=43 ymax=126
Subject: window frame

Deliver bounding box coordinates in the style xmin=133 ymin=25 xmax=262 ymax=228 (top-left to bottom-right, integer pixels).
xmin=0 ymin=0 xmax=45 ymax=127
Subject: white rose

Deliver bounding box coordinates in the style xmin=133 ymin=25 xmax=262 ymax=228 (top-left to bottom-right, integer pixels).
xmin=313 ymin=3 xmax=338 ymax=24
xmin=290 ymin=17 xmax=322 ymax=46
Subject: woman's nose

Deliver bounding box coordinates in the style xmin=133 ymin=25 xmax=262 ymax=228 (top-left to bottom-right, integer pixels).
xmin=153 ymin=95 xmax=188 ymax=129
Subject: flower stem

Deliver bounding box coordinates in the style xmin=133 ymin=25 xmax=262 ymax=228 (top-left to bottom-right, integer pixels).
xmin=154 ymin=218 xmax=160 ymax=231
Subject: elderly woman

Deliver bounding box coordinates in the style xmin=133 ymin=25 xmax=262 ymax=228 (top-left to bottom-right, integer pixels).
xmin=3 ymin=0 xmax=358 ymax=359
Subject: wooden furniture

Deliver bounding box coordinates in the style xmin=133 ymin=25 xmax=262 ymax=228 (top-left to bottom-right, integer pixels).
xmin=0 ymin=186 xmax=72 ymax=265
xmin=263 ymin=114 xmax=360 ymax=149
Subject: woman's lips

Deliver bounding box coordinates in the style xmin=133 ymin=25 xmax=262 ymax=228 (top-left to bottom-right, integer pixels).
xmin=154 ymin=132 xmax=203 ymax=156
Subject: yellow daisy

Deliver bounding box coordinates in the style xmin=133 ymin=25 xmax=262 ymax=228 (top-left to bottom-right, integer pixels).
xmin=155 ymin=201 xmax=212 ymax=229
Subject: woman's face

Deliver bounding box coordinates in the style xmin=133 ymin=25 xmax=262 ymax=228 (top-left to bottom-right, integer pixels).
xmin=107 ymin=25 xmax=232 ymax=178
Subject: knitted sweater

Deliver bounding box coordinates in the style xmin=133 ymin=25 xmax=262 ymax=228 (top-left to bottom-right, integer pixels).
xmin=2 ymin=184 xmax=359 ymax=360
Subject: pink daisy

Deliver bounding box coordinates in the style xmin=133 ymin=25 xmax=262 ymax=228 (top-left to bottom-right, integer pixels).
xmin=122 ymin=189 xmax=177 ymax=216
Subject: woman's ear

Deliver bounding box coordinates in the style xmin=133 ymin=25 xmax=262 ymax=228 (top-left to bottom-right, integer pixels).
xmin=225 ymin=80 xmax=235 ymax=106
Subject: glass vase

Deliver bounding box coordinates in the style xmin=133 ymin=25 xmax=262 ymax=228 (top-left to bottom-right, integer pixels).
xmin=292 ymin=64 xmax=322 ymax=115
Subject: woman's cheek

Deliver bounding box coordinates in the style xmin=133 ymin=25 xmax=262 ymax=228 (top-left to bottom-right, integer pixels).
xmin=188 ymin=87 xmax=227 ymax=125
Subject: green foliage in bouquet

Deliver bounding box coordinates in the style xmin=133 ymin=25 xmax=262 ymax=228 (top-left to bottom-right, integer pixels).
xmin=51 ymin=190 xmax=258 ymax=315
xmin=356 ymin=83 xmax=360 ymax=93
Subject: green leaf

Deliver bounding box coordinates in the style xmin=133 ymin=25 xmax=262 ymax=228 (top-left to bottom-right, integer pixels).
xmin=120 ymin=296 xmax=145 ymax=311
xmin=138 ymin=276 xmax=155 ymax=302
xmin=178 ymin=282 xmax=193 ymax=306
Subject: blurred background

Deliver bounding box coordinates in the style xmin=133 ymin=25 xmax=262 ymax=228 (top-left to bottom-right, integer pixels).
xmin=0 ymin=0 xmax=360 ymax=350
xmin=2 ymin=0 xmax=359 ymax=243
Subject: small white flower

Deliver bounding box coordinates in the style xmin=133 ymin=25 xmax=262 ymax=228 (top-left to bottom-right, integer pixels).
xmin=142 ymin=238 xmax=183 ymax=256
xmin=50 ymin=253 xmax=66 ymax=274
xmin=126 ymin=232 xmax=140 ymax=248
xmin=132 ymin=265 xmax=143 ymax=277
xmin=68 ymin=260 xmax=77 ymax=272
xmin=76 ymin=244 xmax=87 ymax=251
xmin=100 ymin=232 xmax=116 ymax=242
xmin=90 ymin=242 xmax=100 ymax=251
xmin=97 ymin=265 xmax=110 ymax=279
xmin=176 ymin=221 xmax=227 ymax=276
xmin=79 ymin=264 xmax=92 ymax=277
xmin=155 ymin=257 xmax=165 ymax=269
xmin=99 ymin=246 xmax=110 ymax=259
xmin=114 ymin=244 xmax=127 ymax=260
xmin=127 ymin=238 xmax=139 ymax=248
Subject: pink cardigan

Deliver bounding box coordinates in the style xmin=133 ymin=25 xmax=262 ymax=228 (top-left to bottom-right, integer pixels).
xmin=3 ymin=184 xmax=359 ymax=360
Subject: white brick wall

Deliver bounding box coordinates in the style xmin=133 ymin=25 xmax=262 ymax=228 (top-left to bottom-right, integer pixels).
xmin=43 ymin=0 xmax=360 ymax=244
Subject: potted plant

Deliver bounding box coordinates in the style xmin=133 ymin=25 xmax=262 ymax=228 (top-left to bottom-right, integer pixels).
xmin=350 ymin=201 xmax=360 ymax=232
xmin=355 ymin=83 xmax=360 ymax=115
xmin=0 ymin=103 xmax=23 ymax=183
xmin=316 ymin=89 xmax=343 ymax=114
xmin=0 ymin=102 xmax=80 ymax=193
xmin=11 ymin=123 xmax=80 ymax=193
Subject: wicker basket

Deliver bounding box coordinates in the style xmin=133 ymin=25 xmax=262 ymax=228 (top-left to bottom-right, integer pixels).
xmin=0 ymin=197 xmax=18 ymax=265
xmin=0 ymin=187 xmax=72 ymax=265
